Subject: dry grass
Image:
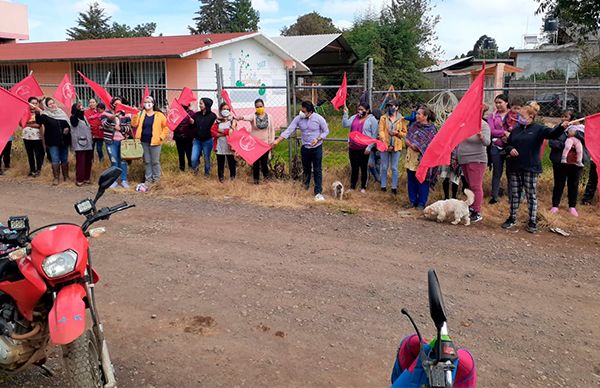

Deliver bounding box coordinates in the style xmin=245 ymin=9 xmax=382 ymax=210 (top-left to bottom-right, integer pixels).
xmin=3 ymin=138 xmax=600 ymax=238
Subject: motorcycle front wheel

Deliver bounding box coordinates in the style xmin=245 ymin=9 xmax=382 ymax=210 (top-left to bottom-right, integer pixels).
xmin=62 ymin=329 xmax=104 ymax=388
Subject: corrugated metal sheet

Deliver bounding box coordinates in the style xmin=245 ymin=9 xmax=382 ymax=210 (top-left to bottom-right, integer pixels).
xmin=271 ymin=34 xmax=341 ymax=62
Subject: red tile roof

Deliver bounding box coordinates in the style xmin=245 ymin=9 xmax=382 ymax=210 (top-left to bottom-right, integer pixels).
xmin=0 ymin=32 xmax=255 ymax=62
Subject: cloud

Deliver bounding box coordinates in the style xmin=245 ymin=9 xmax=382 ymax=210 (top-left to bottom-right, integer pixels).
xmin=335 ymin=19 xmax=353 ymax=30
xmin=252 ymin=0 xmax=279 ymax=14
xmin=261 ymin=16 xmax=296 ymax=25
xmin=73 ymin=0 xmax=120 ymax=16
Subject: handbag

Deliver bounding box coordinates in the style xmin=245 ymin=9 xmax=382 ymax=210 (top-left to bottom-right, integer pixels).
xmin=120 ymin=139 xmax=143 ymax=160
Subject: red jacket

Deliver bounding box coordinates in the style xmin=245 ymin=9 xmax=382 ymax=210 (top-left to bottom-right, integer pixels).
xmin=85 ymin=108 xmax=103 ymax=139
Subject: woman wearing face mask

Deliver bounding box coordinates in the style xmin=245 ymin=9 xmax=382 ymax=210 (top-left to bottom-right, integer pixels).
xmin=84 ymin=97 xmax=105 ymax=163
xmin=34 ymin=97 xmax=71 ymax=185
xmin=378 ymin=99 xmax=407 ymax=195
xmin=487 ymin=94 xmax=511 ymax=204
xmin=501 ymin=102 xmax=568 ymax=233
xmin=211 ymin=102 xmax=237 ymax=182
xmin=404 ymin=107 xmax=438 ymax=209
xmin=102 ymin=97 xmax=133 ymax=188
xmin=21 ymin=97 xmax=45 ymax=177
xmin=132 ymin=96 xmax=170 ymax=184
xmin=236 ymin=98 xmax=275 ymax=184
xmin=191 ymin=98 xmax=217 ymax=177
xmin=69 ymin=102 xmax=93 ymax=186
xmin=342 ymin=102 xmax=378 ymax=192
xmin=173 ymin=102 xmax=195 ymax=172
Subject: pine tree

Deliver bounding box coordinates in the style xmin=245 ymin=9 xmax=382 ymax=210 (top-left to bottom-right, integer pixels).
xmin=230 ymin=0 xmax=259 ymax=32
xmin=189 ymin=0 xmax=235 ymax=34
xmin=66 ymin=2 xmax=111 ymax=40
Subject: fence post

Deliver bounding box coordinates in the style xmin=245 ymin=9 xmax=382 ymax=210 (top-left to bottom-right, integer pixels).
xmin=367 ymin=58 xmax=374 ymax=108
xmin=563 ymin=63 xmax=569 ymax=111
xmin=363 ymin=62 xmax=368 ymax=92
xmin=215 ymin=64 xmax=223 ymax=105
xmin=286 ymin=68 xmax=291 ymax=123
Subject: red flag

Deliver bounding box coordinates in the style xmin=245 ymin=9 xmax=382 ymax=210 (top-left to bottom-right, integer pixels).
xmin=584 ymin=113 xmax=600 ymax=202
xmin=53 ymin=74 xmax=76 ymax=108
xmin=0 ymin=87 xmax=31 ymax=154
xmin=166 ymin=98 xmax=186 ymax=131
xmin=349 ymin=131 xmax=387 ymax=152
xmin=221 ymin=89 xmax=235 ymax=114
xmin=178 ymin=87 xmax=196 ymax=106
xmin=331 ymin=72 xmax=347 ymax=111
xmin=227 ymin=128 xmax=271 ymax=165
xmin=10 ymin=74 xmax=44 ymax=100
xmin=77 ymin=71 xmax=112 ymax=107
xmin=114 ymin=102 xmax=140 ymax=115
xmin=140 ymin=84 xmax=150 ymax=107
xmin=416 ymin=64 xmax=486 ymax=183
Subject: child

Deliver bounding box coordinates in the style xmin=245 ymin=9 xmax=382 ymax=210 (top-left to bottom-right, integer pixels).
xmin=562 ymin=123 xmax=585 ymax=167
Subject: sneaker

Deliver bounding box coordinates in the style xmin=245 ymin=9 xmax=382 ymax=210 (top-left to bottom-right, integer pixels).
xmin=560 ymin=157 xmax=567 ymax=164
xmin=314 ymin=193 xmax=325 ymax=201
xmin=582 ymin=199 xmax=592 ymax=206
xmin=347 ymin=189 xmax=355 ymax=193
xmin=488 ymin=197 xmax=498 ymax=205
xmin=121 ymin=181 xmax=130 ymax=189
xmin=360 ymin=188 xmax=366 ymax=194
xmin=110 ymin=182 xmax=118 ymax=189
xmin=550 ymin=207 xmax=559 ymax=214
xmin=568 ymin=207 xmax=579 ymax=217
xmin=381 ymin=187 xmax=387 ymax=192
xmin=526 ymin=221 xmax=538 ymax=233
xmin=576 ymin=161 xmax=584 ymax=167
xmin=470 ymin=212 xmax=483 ymax=223
xmin=391 ymin=188 xmax=397 ymax=195
xmin=501 ymin=217 xmax=516 ymax=229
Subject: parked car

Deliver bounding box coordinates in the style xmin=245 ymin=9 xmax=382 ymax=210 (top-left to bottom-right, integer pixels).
xmin=528 ymin=92 xmax=579 ymax=116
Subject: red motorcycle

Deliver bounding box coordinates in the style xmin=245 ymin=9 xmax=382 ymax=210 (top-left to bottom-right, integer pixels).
xmin=0 ymin=167 xmax=133 ymax=387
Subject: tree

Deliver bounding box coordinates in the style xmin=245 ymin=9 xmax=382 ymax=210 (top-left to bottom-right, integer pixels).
xmin=281 ymin=12 xmax=340 ymax=36
xmin=466 ymin=35 xmax=499 ymax=58
xmin=535 ymin=0 xmax=600 ymax=39
xmin=66 ymin=1 xmax=157 ymax=40
xmin=189 ymin=0 xmax=235 ymax=34
xmin=230 ymin=0 xmax=259 ymax=32
xmin=66 ymin=2 xmax=111 ymax=40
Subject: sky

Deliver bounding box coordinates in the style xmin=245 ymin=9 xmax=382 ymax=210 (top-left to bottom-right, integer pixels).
xmin=7 ymin=0 xmax=545 ymax=60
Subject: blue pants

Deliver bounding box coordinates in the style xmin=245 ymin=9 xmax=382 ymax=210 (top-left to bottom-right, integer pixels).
xmin=407 ymin=169 xmax=430 ymax=208
xmin=48 ymin=145 xmax=69 ymax=165
xmin=301 ymin=144 xmax=323 ymax=195
xmin=106 ymin=141 xmax=128 ymax=182
xmin=381 ymin=151 xmax=401 ymax=189
xmin=93 ymin=138 xmax=105 ymax=162
xmin=191 ymin=138 xmax=213 ymax=176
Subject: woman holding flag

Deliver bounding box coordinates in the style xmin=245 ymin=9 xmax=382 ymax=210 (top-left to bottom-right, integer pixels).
xmin=342 ymin=102 xmax=378 ymax=192
xmin=211 ymin=102 xmax=237 ymax=182
xmin=132 ymin=96 xmax=169 ymax=184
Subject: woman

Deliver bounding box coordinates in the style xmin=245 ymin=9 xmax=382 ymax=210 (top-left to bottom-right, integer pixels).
xmin=378 ymin=99 xmax=407 ymax=194
xmin=70 ymin=102 xmax=93 ymax=186
xmin=101 ymin=97 xmax=132 ymax=188
xmin=457 ymin=108 xmax=491 ymax=223
xmin=132 ymin=96 xmax=169 ymax=184
xmin=404 ymin=107 xmax=437 ymax=209
xmin=174 ymin=102 xmax=195 ymax=172
xmin=236 ymin=98 xmax=275 ymax=184
xmin=548 ymin=110 xmax=585 ymax=216
xmin=22 ymin=97 xmax=45 ymax=177
xmin=502 ymin=102 xmax=568 ymax=233
xmin=84 ymin=98 xmax=104 ymax=163
xmin=34 ymin=97 xmax=71 ymax=185
xmin=192 ymin=98 xmax=217 ymax=177
xmin=487 ymin=94 xmax=511 ymax=204
xmin=342 ymin=102 xmax=378 ymax=192
xmin=212 ymin=102 xmax=237 ymax=182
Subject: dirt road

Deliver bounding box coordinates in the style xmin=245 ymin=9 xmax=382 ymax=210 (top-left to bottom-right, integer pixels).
xmin=0 ymin=180 xmax=598 ymax=387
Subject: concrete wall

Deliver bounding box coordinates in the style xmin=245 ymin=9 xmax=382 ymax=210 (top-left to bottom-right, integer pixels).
xmin=165 ymin=58 xmax=198 ymax=104
xmin=514 ymin=51 xmax=580 ymax=79
xmin=28 ymin=62 xmax=71 ymax=97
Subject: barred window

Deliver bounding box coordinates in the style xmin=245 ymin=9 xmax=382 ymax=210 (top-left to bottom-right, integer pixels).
xmin=0 ymin=64 xmax=29 ymax=87
xmin=72 ymin=61 xmax=166 ymax=108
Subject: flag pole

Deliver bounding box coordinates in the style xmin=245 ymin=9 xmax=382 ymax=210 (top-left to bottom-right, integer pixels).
xmin=568 ymin=117 xmax=586 ymax=125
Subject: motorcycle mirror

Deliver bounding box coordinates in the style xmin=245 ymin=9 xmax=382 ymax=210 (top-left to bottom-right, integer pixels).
xmin=428 ymin=269 xmax=448 ymax=331
xmin=94 ymin=167 xmax=122 ymax=203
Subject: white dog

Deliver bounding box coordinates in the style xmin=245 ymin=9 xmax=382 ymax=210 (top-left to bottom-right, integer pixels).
xmin=331 ymin=181 xmax=344 ymax=200
xmin=423 ymin=189 xmax=475 ymax=225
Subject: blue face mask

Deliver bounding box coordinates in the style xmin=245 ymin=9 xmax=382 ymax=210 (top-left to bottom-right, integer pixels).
xmin=518 ymin=116 xmax=529 ymax=126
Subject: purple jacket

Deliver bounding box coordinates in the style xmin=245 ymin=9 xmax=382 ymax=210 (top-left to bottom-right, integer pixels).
xmin=280 ymin=112 xmax=329 ymax=148
xmin=487 ymin=111 xmax=509 ymax=147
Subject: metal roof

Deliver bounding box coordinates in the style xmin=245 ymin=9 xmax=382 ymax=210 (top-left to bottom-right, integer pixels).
xmin=270 ymin=34 xmax=343 ymax=62
xmin=421 ymin=56 xmax=474 ymax=73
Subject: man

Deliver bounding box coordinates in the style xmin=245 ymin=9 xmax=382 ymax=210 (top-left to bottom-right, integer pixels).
xmin=273 ymin=101 xmax=329 ymax=201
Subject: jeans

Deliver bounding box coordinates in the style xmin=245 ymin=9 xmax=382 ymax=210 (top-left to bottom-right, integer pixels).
xmin=301 ymin=144 xmax=323 ymax=195
xmin=407 ymin=169 xmax=430 ymax=208
xmin=489 ymin=146 xmax=506 ymax=200
xmin=93 ymin=138 xmax=105 ymax=162
xmin=48 ymin=145 xmax=69 ymax=165
xmin=368 ymin=151 xmax=381 ymax=183
xmin=24 ymin=139 xmax=44 ymax=173
xmin=191 ymin=138 xmax=213 ymax=176
xmin=175 ymin=136 xmax=193 ymax=171
xmin=106 ymin=141 xmax=129 ymax=182
xmin=380 ymin=151 xmax=401 ymax=189
xmin=552 ymin=163 xmax=582 ymax=208
xmin=142 ymin=142 xmax=162 ymax=182
xmin=217 ymin=154 xmax=236 ymax=181
xmin=461 ymin=163 xmax=486 ymax=213
xmin=253 ymin=152 xmax=270 ymax=183
xmin=349 ymin=148 xmax=369 ymax=190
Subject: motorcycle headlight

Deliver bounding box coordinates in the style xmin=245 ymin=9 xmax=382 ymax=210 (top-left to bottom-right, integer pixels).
xmin=42 ymin=250 xmax=78 ymax=278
